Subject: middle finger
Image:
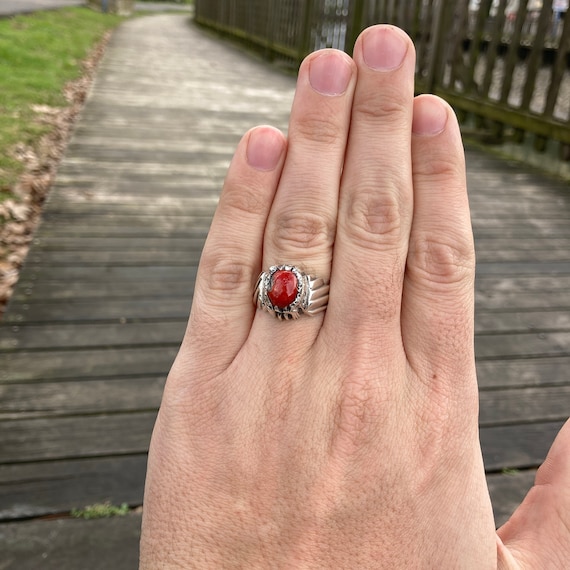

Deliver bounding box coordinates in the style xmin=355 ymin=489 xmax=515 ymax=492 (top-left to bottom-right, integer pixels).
xmin=327 ymin=25 xmax=416 ymax=347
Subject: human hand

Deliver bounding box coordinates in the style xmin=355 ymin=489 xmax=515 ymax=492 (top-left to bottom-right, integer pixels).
xmin=140 ymin=24 xmax=570 ymax=568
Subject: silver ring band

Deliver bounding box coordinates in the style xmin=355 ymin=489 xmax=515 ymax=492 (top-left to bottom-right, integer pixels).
xmin=253 ymin=265 xmax=329 ymax=320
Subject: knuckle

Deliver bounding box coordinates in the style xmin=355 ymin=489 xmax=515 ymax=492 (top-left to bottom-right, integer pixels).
xmin=291 ymin=106 xmax=344 ymax=147
xmin=272 ymin=209 xmax=335 ymax=253
xmin=200 ymin=255 xmax=253 ymax=301
xmin=343 ymin=186 xmax=405 ymax=248
xmin=414 ymin=153 xmax=464 ymax=181
xmin=221 ymin=181 xmax=266 ymax=217
xmin=352 ymin=90 xmax=409 ymax=124
xmin=408 ymin=234 xmax=475 ymax=286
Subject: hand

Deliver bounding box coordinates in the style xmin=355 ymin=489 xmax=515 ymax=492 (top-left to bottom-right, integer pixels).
xmin=140 ymin=25 xmax=570 ymax=568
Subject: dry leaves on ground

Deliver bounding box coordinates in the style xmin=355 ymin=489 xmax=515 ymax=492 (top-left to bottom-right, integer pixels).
xmin=0 ymin=31 xmax=112 ymax=319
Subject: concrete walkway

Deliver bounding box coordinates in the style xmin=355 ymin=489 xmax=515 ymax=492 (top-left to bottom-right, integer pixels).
xmin=0 ymin=13 xmax=569 ymax=569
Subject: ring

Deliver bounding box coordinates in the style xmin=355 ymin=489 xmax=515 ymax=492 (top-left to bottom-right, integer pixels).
xmin=253 ymin=265 xmax=329 ymax=320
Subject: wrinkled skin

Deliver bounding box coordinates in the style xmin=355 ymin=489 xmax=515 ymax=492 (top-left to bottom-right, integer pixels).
xmin=140 ymin=25 xmax=570 ymax=569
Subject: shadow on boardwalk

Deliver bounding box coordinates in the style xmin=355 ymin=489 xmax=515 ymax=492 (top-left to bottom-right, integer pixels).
xmin=0 ymin=13 xmax=569 ymax=569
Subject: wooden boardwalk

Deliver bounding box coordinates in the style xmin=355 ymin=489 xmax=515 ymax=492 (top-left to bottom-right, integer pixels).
xmin=0 ymin=13 xmax=569 ymax=568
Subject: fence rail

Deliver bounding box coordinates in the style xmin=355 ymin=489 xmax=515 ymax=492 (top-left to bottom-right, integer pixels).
xmin=195 ymin=0 xmax=570 ymax=167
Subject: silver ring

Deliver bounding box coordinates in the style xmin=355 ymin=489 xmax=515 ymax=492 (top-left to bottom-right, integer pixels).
xmin=253 ymin=265 xmax=329 ymax=320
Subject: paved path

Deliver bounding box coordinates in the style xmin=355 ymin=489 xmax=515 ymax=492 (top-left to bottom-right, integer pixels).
xmin=0 ymin=13 xmax=569 ymax=569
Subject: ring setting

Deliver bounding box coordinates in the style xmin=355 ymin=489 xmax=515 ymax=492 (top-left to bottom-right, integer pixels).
xmin=254 ymin=265 xmax=329 ymax=320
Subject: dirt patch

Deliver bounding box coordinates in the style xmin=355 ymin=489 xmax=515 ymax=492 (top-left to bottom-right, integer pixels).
xmin=0 ymin=31 xmax=113 ymax=320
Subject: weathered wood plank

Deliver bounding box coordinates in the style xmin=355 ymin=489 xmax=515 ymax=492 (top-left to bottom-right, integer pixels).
xmin=0 ymin=377 xmax=164 ymax=419
xmin=47 ymin=188 xmax=221 ymax=204
xmin=0 ymin=412 xmax=157 ymax=462
xmin=0 ymin=347 xmax=177 ymax=383
xmin=476 ymin=261 xmax=570 ymax=276
xmin=27 ymin=250 xmax=203 ymax=266
xmin=475 ymin=238 xmax=570 ymax=251
xmin=35 ymin=222 xmax=212 ymax=238
xmin=476 ymin=290 xmax=570 ymax=309
xmin=11 ymin=280 xmax=195 ymax=302
xmin=0 ymin=456 xmax=147 ymax=520
xmin=475 ymin=310 xmax=570 ymax=334
xmin=0 ymin=321 xmax=186 ymax=351
xmin=474 ymin=226 xmax=570 ymax=238
xmin=42 ymin=202 xmax=219 ymax=216
xmin=16 ymin=264 xmax=198 ymax=283
xmin=480 ymin=421 xmax=564 ymax=472
xmin=0 ymin=513 xmax=141 ymax=569
xmin=477 ymin=356 xmax=570 ymax=388
xmin=479 ymin=386 xmax=570 ymax=426
xmin=32 ymin=236 xmax=207 ymax=251
xmin=475 ymin=231 xmax=570 ymax=245
xmin=475 ymin=331 xmax=570 ymax=359
xmin=475 ymin=275 xmax=570 ymax=293
xmin=2 ymin=298 xmax=191 ymax=324
xmin=476 ymin=250 xmax=570 ymax=263
xmin=75 ymin=102 xmax=291 ymax=127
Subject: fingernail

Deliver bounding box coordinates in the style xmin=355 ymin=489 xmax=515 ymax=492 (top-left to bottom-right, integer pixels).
xmin=246 ymin=127 xmax=285 ymax=171
xmin=362 ymin=26 xmax=408 ymax=71
xmin=309 ymin=51 xmax=352 ymax=96
xmin=412 ymin=96 xmax=448 ymax=135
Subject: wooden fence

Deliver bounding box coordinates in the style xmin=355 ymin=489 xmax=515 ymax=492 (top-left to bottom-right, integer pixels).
xmin=195 ymin=0 xmax=570 ymax=170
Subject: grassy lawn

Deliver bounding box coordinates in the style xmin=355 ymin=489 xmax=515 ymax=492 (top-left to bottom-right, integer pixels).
xmin=0 ymin=7 xmax=124 ymax=198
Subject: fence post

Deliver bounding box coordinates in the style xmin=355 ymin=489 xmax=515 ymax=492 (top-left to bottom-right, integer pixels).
xmin=300 ymin=0 xmax=314 ymax=64
xmin=425 ymin=0 xmax=447 ymax=94
xmin=346 ymin=0 xmax=367 ymax=56
xmin=265 ymin=0 xmax=275 ymax=61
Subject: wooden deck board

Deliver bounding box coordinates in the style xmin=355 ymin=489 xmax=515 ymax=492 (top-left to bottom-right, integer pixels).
xmin=0 ymin=378 xmax=165 ymax=419
xmin=0 ymin=347 xmax=178 ymax=382
xmin=1 ymin=412 xmax=157 ymax=462
xmin=0 ymin=14 xmax=569 ymax=564
xmin=0 ymin=513 xmax=142 ymax=568
xmin=0 ymin=456 xmax=148 ymax=521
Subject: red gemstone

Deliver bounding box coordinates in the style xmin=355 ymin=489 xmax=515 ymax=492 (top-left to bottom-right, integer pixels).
xmin=268 ymin=269 xmax=298 ymax=309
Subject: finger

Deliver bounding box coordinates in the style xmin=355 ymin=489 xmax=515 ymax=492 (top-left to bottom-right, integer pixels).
xmin=327 ymin=25 xmax=415 ymax=349
xmin=401 ymin=95 xmax=476 ymax=400
xmin=497 ymin=418 xmax=570 ymax=568
xmin=180 ymin=126 xmax=286 ymax=376
xmin=260 ymin=49 xmax=356 ymax=282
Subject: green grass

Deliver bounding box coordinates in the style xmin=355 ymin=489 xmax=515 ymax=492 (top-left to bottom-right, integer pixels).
xmin=0 ymin=7 xmax=124 ymax=195
xmin=71 ymin=502 xmax=130 ymax=519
